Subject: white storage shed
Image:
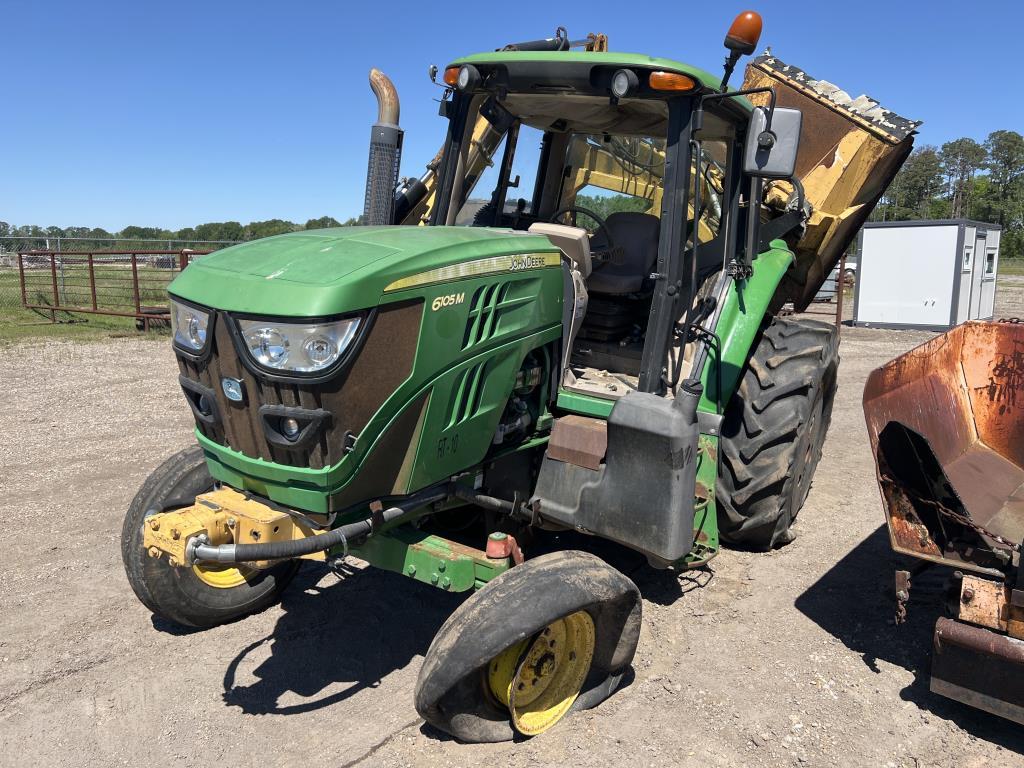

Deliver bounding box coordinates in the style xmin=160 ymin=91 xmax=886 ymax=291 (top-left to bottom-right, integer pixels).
xmin=852 ymin=219 xmax=1001 ymax=330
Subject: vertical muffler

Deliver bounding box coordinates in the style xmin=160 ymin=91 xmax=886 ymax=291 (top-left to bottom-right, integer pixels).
xmin=363 ymin=68 xmax=403 ymax=226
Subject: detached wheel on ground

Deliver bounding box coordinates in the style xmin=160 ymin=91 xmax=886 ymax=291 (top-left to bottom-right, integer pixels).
xmin=121 ymin=445 xmax=300 ymax=628
xmin=415 ymin=551 xmax=641 ymax=742
xmin=717 ymin=316 xmax=839 ymax=550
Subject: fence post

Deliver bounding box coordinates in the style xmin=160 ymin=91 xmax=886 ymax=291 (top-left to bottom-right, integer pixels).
xmin=56 ymin=238 xmax=67 ymax=305
xmin=17 ymin=253 xmax=27 ymax=307
xmin=88 ymin=253 xmax=98 ymax=310
xmin=131 ymin=253 xmax=141 ymax=316
xmin=49 ymin=253 xmax=59 ymax=322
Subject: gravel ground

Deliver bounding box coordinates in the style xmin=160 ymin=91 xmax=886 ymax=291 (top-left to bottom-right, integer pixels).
xmin=1 ymin=280 xmax=1022 ymax=767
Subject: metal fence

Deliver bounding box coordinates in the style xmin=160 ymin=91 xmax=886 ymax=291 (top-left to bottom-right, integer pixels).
xmin=0 ymin=238 xmax=232 ymax=317
xmin=15 ymin=250 xmax=209 ymax=328
xmin=0 ymin=235 xmax=236 ymax=255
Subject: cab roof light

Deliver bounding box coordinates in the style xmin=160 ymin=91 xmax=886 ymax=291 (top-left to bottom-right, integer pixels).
xmin=648 ymin=71 xmax=697 ymax=92
xmin=443 ymin=66 xmax=460 ymax=86
xmin=725 ymin=10 xmax=763 ymax=55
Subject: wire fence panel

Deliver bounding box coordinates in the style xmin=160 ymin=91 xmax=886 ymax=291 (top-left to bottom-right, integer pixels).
xmin=15 ymin=250 xmax=208 ymax=327
xmin=0 ymin=237 xmax=234 ymax=315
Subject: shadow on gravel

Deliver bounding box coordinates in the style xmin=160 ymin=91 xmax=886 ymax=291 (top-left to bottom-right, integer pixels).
xmin=221 ymin=563 xmax=461 ymax=716
xmin=217 ymin=532 xmax=711 ymax=720
xmin=796 ymin=524 xmax=1024 ymax=752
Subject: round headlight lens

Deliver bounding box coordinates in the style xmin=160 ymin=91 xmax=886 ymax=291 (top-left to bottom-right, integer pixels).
xmin=247 ymin=327 xmax=289 ymax=367
xmin=303 ymin=336 xmax=336 ymax=366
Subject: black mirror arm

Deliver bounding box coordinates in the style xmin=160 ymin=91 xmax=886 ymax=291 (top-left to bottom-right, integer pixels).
xmin=699 ymin=86 xmax=777 ymax=132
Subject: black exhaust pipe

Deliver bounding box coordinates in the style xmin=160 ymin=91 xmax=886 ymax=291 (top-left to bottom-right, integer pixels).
xmin=363 ymin=68 xmax=403 ymax=226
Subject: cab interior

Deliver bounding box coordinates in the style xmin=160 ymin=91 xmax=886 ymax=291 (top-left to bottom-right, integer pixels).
xmin=445 ymin=92 xmax=740 ymax=400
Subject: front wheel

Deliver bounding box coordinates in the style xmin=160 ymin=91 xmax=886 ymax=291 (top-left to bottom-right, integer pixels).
xmin=121 ymin=445 xmax=300 ymax=628
xmin=415 ymin=551 xmax=641 ymax=742
xmin=717 ymin=316 xmax=839 ymax=550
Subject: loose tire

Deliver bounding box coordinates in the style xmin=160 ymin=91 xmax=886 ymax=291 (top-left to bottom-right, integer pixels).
xmin=717 ymin=316 xmax=839 ymax=550
xmin=121 ymin=445 xmax=300 ymax=628
xmin=415 ymin=551 xmax=641 ymax=742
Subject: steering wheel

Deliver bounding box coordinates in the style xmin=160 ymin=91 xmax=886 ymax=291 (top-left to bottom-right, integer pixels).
xmin=548 ymin=206 xmax=618 ymax=269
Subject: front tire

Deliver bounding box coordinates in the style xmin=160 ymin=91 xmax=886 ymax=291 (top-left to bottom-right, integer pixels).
xmin=121 ymin=445 xmax=300 ymax=628
xmin=717 ymin=316 xmax=839 ymax=550
xmin=415 ymin=551 xmax=641 ymax=742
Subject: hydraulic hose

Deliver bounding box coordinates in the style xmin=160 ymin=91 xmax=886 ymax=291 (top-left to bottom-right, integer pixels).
xmin=452 ymin=485 xmax=516 ymax=515
xmin=190 ymin=486 xmax=448 ymax=564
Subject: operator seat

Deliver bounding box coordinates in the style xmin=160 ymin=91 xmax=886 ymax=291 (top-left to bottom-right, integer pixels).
xmin=587 ymin=212 xmax=660 ymax=295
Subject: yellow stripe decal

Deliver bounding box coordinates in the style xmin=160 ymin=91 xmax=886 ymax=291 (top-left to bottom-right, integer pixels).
xmin=384 ymin=252 xmax=561 ymax=293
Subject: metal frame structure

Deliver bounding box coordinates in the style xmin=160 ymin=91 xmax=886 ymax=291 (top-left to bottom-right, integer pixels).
xmin=17 ymin=249 xmax=208 ymax=328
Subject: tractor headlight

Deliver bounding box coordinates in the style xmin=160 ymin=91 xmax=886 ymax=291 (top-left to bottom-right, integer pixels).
xmin=237 ymin=317 xmax=361 ymax=374
xmin=170 ymin=298 xmax=211 ymax=353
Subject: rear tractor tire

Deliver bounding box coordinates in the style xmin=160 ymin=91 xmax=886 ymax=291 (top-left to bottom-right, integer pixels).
xmin=717 ymin=316 xmax=839 ymax=550
xmin=121 ymin=445 xmax=300 ymax=628
xmin=415 ymin=551 xmax=641 ymax=742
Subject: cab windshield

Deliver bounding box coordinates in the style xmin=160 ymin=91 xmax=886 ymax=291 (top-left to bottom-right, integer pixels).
xmin=434 ymin=89 xmax=740 ymax=396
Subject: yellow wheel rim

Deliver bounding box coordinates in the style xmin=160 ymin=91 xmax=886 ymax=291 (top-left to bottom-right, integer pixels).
xmin=192 ymin=562 xmax=253 ymax=589
xmin=487 ymin=610 xmax=596 ymax=736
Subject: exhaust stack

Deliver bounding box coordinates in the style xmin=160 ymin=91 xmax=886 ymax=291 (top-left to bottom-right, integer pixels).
xmin=363 ymin=68 xmax=403 ymax=226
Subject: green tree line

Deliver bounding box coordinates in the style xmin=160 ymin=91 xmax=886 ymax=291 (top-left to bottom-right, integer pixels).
xmin=871 ymin=129 xmax=1024 ymax=259
xmin=0 ymin=215 xmax=362 ymax=252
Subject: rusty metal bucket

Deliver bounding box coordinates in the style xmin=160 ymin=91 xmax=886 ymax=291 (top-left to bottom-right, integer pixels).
xmin=863 ymin=320 xmax=1024 ymax=572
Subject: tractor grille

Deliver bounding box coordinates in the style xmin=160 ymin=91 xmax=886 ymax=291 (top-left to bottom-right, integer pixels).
xmin=176 ymin=300 xmax=422 ymax=469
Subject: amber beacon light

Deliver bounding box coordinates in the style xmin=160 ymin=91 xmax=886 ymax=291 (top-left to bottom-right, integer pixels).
xmin=719 ymin=10 xmax=763 ymax=91
xmin=725 ymin=11 xmax=763 ymax=55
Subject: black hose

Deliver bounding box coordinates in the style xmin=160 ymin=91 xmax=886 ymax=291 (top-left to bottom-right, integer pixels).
xmin=191 ymin=486 xmax=448 ymax=564
xmin=452 ymin=486 xmax=516 ymax=514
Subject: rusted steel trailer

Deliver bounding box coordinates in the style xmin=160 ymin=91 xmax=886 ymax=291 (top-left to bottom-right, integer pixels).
xmin=863 ymin=319 xmax=1024 ymax=724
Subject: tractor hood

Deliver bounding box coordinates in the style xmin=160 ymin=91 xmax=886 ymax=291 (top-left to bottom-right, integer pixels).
xmin=169 ymin=226 xmax=558 ymax=316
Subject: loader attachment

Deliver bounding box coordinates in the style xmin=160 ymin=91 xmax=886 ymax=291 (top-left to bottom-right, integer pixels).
xmin=742 ymin=56 xmax=920 ymax=311
xmin=863 ymin=320 xmax=1024 ymax=570
xmin=864 ymin=320 xmax=1024 ymax=725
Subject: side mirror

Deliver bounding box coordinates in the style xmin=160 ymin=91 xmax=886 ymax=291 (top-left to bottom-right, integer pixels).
xmin=743 ymin=106 xmax=802 ymax=179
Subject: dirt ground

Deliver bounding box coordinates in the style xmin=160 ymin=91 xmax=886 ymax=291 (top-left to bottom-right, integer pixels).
xmin=2 ymin=279 xmax=1022 ymax=768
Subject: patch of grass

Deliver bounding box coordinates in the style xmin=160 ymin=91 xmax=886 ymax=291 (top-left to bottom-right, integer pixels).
xmin=1000 ymin=259 xmax=1024 ymax=276
xmin=0 ymin=306 xmax=170 ymax=345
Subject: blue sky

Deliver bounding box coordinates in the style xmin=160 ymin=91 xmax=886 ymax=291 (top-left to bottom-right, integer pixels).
xmin=3 ymin=0 xmax=1021 ymax=231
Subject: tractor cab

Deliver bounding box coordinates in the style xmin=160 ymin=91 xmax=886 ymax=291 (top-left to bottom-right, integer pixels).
xmin=416 ymin=46 xmax=799 ymax=404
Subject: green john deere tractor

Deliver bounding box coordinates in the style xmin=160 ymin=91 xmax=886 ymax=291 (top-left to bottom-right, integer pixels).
xmin=123 ymin=12 xmax=918 ymax=741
